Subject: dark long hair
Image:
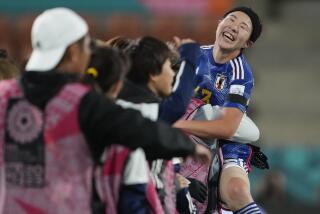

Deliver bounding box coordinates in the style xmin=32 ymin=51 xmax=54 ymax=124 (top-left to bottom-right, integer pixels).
xmin=85 ymin=47 xmax=130 ymax=93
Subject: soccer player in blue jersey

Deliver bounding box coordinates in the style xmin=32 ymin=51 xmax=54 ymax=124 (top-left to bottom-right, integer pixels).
xmin=174 ymin=7 xmax=266 ymax=214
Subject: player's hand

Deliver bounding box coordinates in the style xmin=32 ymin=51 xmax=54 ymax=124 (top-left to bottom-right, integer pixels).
xmin=176 ymin=173 xmax=191 ymax=189
xmin=173 ymin=36 xmax=195 ymax=48
xmin=193 ymin=143 xmax=211 ymax=164
xmin=173 ymin=119 xmax=185 ymax=129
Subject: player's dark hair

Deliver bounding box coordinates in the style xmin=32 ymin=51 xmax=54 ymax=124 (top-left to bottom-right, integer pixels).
xmin=224 ymin=6 xmax=262 ymax=43
xmin=85 ymin=47 xmax=130 ymax=93
xmin=126 ymin=36 xmax=173 ymax=85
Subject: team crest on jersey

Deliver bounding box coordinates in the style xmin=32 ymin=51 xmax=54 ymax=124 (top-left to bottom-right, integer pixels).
xmin=214 ymin=74 xmax=226 ymax=90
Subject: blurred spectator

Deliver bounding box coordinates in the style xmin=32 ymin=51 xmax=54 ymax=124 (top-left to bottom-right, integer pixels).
xmin=256 ymin=170 xmax=319 ymax=214
xmin=0 ymin=49 xmax=21 ymax=80
xmin=255 ymin=170 xmax=287 ymax=214
xmin=256 ymin=170 xmax=287 ymax=202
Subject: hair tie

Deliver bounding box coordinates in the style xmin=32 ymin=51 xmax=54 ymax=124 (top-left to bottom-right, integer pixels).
xmin=86 ymin=67 xmax=98 ymax=78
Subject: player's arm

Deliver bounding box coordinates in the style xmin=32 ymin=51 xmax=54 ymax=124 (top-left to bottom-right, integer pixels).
xmin=173 ymin=107 xmax=243 ymax=139
xmin=159 ymin=39 xmax=200 ymax=124
xmin=175 ymin=65 xmax=253 ymax=139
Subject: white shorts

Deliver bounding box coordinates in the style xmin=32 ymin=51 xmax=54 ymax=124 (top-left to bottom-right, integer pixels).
xmin=223 ymin=158 xmax=249 ymax=174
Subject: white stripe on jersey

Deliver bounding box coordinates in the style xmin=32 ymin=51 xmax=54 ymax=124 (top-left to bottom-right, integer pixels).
xmin=235 ymin=59 xmax=240 ymax=79
xmin=235 ymin=57 xmax=244 ymax=79
xmin=230 ymin=57 xmax=245 ymax=80
xmin=172 ymin=61 xmax=186 ymax=92
xmin=238 ymin=57 xmax=245 ymax=79
xmin=230 ymin=60 xmax=236 ymax=81
xmin=195 ymin=66 xmax=199 ymax=75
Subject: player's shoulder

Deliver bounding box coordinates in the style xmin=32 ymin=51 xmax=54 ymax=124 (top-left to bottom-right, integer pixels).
xmin=229 ymin=54 xmax=253 ymax=81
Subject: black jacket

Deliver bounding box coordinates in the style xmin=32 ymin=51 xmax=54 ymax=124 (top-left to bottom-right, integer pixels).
xmin=20 ymin=71 xmax=195 ymax=162
xmin=119 ymin=79 xmax=160 ymax=104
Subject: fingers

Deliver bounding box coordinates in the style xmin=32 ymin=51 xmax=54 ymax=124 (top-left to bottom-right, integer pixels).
xmin=176 ymin=173 xmax=191 ymax=188
xmin=173 ymin=36 xmax=181 ymax=47
xmin=173 ymin=36 xmax=196 ymax=48
xmin=194 ymin=143 xmax=212 ymax=164
xmin=172 ymin=119 xmax=183 ymax=128
xmin=181 ymin=38 xmax=195 ymax=44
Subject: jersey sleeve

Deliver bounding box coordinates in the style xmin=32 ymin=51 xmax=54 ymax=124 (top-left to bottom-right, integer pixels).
xmin=194 ymin=47 xmax=211 ymax=86
xmin=158 ymin=43 xmax=200 ymax=124
xmin=223 ymin=57 xmax=254 ymax=112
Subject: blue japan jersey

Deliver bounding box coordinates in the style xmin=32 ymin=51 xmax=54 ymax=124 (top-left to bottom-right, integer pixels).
xmin=194 ymin=45 xmax=254 ymax=113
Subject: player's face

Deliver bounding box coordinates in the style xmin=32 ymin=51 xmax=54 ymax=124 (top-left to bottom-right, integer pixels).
xmin=78 ymin=35 xmax=92 ymax=73
xmin=70 ymin=34 xmax=92 ymax=74
xmin=151 ymin=58 xmax=175 ymax=98
xmin=215 ymin=11 xmax=253 ymax=51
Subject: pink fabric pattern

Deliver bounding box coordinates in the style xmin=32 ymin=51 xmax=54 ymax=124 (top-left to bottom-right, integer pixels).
xmin=0 ymin=80 xmax=93 ymax=214
xmin=179 ymin=98 xmax=212 ymax=213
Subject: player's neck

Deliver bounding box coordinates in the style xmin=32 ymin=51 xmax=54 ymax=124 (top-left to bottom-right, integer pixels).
xmin=147 ymin=81 xmax=160 ymax=98
xmin=213 ymin=46 xmax=241 ymax=64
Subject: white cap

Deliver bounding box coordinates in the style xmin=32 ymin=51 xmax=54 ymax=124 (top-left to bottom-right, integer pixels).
xmin=26 ymin=7 xmax=88 ymax=71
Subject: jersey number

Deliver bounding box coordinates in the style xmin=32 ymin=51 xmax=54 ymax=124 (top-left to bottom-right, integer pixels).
xmin=201 ymin=88 xmax=212 ymax=104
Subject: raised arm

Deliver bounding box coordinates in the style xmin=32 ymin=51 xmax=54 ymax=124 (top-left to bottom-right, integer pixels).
xmin=159 ymin=39 xmax=200 ymax=124
xmin=79 ymin=90 xmax=196 ymax=161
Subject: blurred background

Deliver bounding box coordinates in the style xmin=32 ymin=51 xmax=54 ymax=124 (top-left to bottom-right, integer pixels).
xmin=0 ymin=0 xmax=319 ymax=213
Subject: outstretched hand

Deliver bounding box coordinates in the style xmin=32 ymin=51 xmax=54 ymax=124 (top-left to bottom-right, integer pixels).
xmin=173 ymin=36 xmax=195 ymax=48
xmin=193 ymin=143 xmax=211 ymax=164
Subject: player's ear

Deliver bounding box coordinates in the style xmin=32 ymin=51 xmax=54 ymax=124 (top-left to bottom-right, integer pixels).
xmin=244 ymin=40 xmax=253 ymax=49
xmin=149 ymin=73 xmax=158 ymax=83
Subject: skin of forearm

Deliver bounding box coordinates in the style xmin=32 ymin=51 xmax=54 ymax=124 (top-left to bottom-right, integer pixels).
xmin=174 ymin=119 xmax=235 ymax=139
xmin=174 ymin=108 xmax=243 ymax=139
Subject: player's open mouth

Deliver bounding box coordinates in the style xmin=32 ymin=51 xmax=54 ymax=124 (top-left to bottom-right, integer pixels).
xmin=222 ymin=32 xmax=235 ymax=42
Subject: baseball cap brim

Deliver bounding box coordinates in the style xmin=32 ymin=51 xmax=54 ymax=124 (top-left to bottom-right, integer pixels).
xmin=25 ymin=46 xmax=66 ymax=71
